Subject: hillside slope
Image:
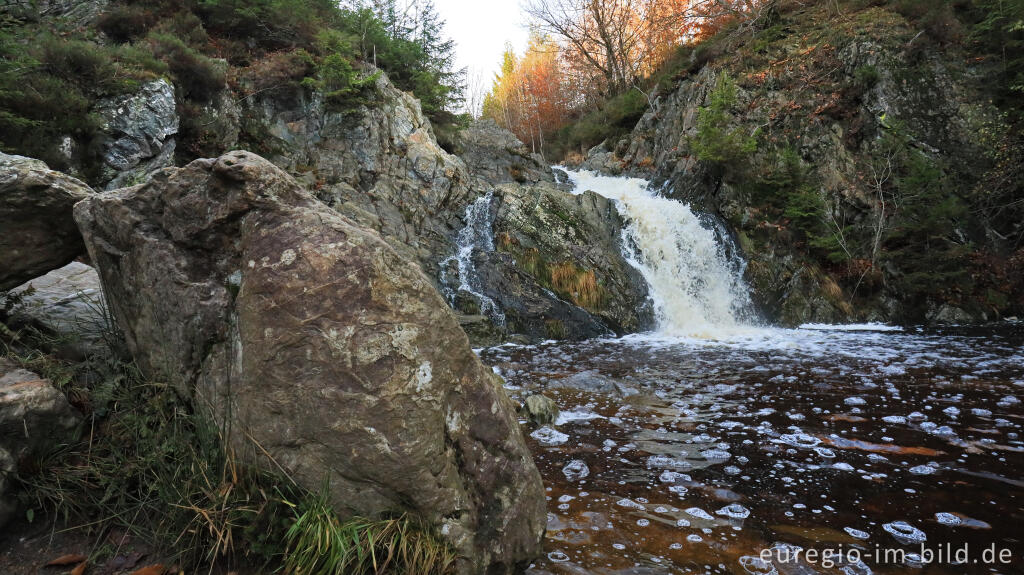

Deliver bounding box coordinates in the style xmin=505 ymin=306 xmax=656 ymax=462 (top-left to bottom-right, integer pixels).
xmin=580 ymin=0 xmax=1023 ymax=325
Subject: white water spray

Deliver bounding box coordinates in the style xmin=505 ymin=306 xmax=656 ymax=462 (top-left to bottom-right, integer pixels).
xmin=558 ymin=168 xmax=754 ymax=336
xmin=440 ymin=191 xmax=505 ymax=325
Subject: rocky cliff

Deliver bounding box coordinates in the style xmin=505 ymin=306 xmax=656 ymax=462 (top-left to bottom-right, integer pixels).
xmin=578 ymin=1 xmax=1024 ymax=325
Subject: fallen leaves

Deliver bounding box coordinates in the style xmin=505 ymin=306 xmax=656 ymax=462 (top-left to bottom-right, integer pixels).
xmin=128 ymin=565 xmax=165 ymax=575
xmin=821 ymin=435 xmax=945 ymax=456
xmin=46 ymin=555 xmax=87 ymax=567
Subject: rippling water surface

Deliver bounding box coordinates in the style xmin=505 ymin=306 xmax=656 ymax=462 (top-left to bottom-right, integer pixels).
xmin=480 ymin=323 xmax=1024 ymax=574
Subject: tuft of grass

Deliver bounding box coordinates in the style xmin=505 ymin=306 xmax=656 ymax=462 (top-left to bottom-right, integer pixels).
xmin=284 ymin=493 xmax=456 ymax=575
xmin=14 ymin=367 xmax=297 ymax=569
xmin=549 ymin=262 xmax=604 ymax=310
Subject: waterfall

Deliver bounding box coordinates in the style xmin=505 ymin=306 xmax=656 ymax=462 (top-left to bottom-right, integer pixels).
xmin=558 ymin=168 xmax=754 ymax=336
xmin=440 ymin=191 xmax=505 ymax=325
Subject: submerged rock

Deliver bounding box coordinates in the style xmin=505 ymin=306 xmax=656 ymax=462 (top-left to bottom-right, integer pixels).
xmin=74 ymin=151 xmax=545 ymax=573
xmin=0 ymin=358 xmax=81 ymax=528
xmin=0 ymin=152 xmax=94 ymax=291
xmin=521 ymin=394 xmax=560 ymax=426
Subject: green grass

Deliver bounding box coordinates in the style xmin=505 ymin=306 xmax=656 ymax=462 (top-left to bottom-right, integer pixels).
xmin=284 ymin=495 xmax=456 ymax=575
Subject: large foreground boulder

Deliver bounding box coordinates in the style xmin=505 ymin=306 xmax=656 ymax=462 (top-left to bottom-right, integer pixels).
xmin=73 ymin=151 xmax=545 ymax=573
xmin=0 ymin=153 xmax=93 ymax=291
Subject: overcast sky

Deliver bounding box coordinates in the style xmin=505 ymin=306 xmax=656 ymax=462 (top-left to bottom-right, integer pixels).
xmin=430 ymin=0 xmax=532 ymax=86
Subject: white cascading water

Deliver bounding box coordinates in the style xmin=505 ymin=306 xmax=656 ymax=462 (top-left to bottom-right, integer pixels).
xmin=439 ymin=191 xmax=506 ymax=325
xmin=558 ymin=168 xmax=755 ymax=337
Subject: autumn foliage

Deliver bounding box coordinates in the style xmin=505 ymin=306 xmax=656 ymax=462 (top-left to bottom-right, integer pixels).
xmin=482 ymin=0 xmax=765 ymax=156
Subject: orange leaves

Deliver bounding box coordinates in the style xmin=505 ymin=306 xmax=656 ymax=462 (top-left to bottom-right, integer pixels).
xmin=483 ymin=32 xmax=570 ymax=152
xmin=46 ymin=555 xmax=88 ymax=567
xmin=128 ymin=565 xmax=166 ymax=575
xmin=44 ymin=555 xmax=87 ymax=575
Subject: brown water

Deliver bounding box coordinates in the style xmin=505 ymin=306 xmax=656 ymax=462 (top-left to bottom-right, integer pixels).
xmin=480 ymin=323 xmax=1024 ymax=575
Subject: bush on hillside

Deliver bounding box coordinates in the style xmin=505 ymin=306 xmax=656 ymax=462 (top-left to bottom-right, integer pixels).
xmin=688 ymin=72 xmax=757 ymax=173
xmin=148 ymin=33 xmax=225 ymax=103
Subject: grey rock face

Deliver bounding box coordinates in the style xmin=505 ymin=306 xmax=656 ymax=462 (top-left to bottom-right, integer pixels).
xmin=0 ymin=152 xmax=94 ymax=291
xmin=96 ymin=79 xmax=179 ymax=190
xmin=74 ymin=150 xmax=546 ymax=573
xmin=457 ymin=119 xmax=561 ymax=188
xmin=7 ymin=263 xmax=111 ymax=359
xmin=0 ymin=358 xmax=82 ymax=528
xmin=239 ymin=73 xmax=475 ymax=280
xmin=1 ymin=0 xmax=108 ymax=25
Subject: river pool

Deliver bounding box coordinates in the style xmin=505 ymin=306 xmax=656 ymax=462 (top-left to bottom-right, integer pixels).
xmin=480 ymin=323 xmax=1024 ymax=575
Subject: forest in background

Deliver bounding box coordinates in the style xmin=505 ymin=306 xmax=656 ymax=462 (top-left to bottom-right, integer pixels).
xmin=479 ymin=0 xmax=1024 ymax=161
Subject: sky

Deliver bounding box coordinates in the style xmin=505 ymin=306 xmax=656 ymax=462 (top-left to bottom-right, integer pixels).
xmin=430 ymin=0 xmax=532 ymax=91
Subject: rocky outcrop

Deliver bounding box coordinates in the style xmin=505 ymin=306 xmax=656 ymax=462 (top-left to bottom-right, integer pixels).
xmin=1 ymin=0 xmax=108 ymax=25
xmin=456 ymin=119 xmax=558 ymax=188
xmin=480 ymin=184 xmax=650 ymax=340
xmin=232 ymin=73 xmax=476 ymax=281
xmin=95 ymin=79 xmax=179 ymax=190
xmin=439 ymin=123 xmax=651 ymax=343
xmin=73 ymin=151 xmax=545 ymax=573
xmin=0 ymin=153 xmax=93 ymax=292
xmin=0 ymin=358 xmax=82 ymax=528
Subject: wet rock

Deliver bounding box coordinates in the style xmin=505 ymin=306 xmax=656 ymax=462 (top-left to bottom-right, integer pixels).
xmin=6 ymin=263 xmax=111 ymax=358
xmin=0 ymin=358 xmax=82 ymax=527
xmin=521 ymin=394 xmax=560 ymax=426
xmin=549 ymin=370 xmax=634 ymax=396
xmin=457 ymin=314 xmax=505 ymax=348
xmin=456 ymin=183 xmax=651 ymax=342
xmin=0 ymin=152 xmax=94 ymax=291
xmin=929 ymin=304 xmax=976 ymax=324
xmin=95 ymin=79 xmax=179 ymax=190
xmin=74 ymin=150 xmax=545 ymax=573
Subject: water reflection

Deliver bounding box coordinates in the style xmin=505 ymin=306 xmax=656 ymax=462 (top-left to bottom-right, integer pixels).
xmin=480 ymin=323 xmax=1024 ymax=574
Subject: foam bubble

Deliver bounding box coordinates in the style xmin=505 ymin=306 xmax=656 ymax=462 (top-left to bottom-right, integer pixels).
xmin=883 ymin=521 xmax=927 ymax=544
xmin=685 ymin=507 xmax=714 ymax=520
xmin=530 ymin=426 xmax=568 ymax=446
xmin=562 ymin=460 xmax=589 ymax=481
xmin=844 ymin=527 xmax=870 ymax=540
xmin=716 ymin=503 xmax=751 ymax=519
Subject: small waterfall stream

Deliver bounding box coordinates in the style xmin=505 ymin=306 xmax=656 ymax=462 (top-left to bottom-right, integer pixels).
xmin=439 ymin=191 xmax=505 ymax=325
xmin=558 ymin=168 xmax=755 ymax=336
